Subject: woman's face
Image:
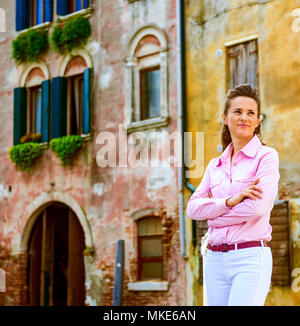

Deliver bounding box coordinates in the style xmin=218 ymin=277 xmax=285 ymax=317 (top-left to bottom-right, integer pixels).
xmin=222 ymin=96 xmax=260 ymax=141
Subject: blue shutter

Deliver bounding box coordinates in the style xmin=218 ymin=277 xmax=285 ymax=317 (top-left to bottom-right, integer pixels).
xmin=83 ymin=68 xmax=91 ymax=134
xmin=75 ymin=0 xmax=82 ymax=11
xmin=15 ymin=0 xmax=30 ymax=31
xmin=84 ymin=0 xmax=90 ymax=8
xmin=41 ymin=80 xmax=50 ymax=142
xmin=56 ymin=0 xmax=69 ymax=16
xmin=43 ymin=0 xmax=53 ymax=22
xmin=51 ymin=77 xmax=67 ymax=139
xmin=13 ymin=87 xmax=27 ymax=145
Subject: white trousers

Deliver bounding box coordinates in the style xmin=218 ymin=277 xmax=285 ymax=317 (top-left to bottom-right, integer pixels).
xmin=204 ymin=244 xmax=273 ymax=306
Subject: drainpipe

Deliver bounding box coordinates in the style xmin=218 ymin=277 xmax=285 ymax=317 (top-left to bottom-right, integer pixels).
xmin=177 ymin=0 xmax=196 ymax=259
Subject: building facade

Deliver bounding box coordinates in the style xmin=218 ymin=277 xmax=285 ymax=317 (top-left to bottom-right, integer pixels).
xmin=184 ymin=0 xmax=300 ymax=305
xmin=0 ymin=0 xmax=186 ymax=306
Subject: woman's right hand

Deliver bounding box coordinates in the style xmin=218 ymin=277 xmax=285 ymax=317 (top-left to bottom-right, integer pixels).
xmin=225 ymin=178 xmax=263 ymax=208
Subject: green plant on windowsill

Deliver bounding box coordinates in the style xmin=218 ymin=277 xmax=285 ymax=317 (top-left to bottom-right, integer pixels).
xmin=12 ymin=28 xmax=49 ymax=65
xmin=49 ymin=135 xmax=84 ymax=167
xmin=8 ymin=142 xmax=44 ymax=172
xmin=51 ymin=16 xmax=91 ymax=55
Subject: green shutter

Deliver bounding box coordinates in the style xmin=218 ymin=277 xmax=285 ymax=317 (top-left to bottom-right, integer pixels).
xmin=83 ymin=68 xmax=91 ymax=134
xmin=13 ymin=87 xmax=27 ymax=145
xmin=41 ymin=80 xmax=50 ymax=142
xmin=51 ymin=77 xmax=67 ymax=139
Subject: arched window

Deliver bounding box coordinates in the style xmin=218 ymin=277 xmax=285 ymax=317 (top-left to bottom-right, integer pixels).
xmin=51 ymin=53 xmax=91 ymax=139
xmin=65 ymin=56 xmax=87 ymax=135
xmin=25 ymin=68 xmax=45 ymax=139
xmin=137 ymin=216 xmax=163 ymax=280
xmin=125 ymin=25 xmax=168 ymax=133
xmin=14 ymin=64 xmax=50 ymax=145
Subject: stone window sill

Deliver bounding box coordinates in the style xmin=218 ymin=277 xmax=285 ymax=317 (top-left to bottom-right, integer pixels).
xmin=18 ymin=21 xmax=51 ymax=34
xmin=126 ymin=116 xmax=169 ymax=133
xmin=57 ymin=7 xmax=93 ymax=22
xmin=39 ymin=133 xmax=92 ymax=149
xmin=127 ymin=281 xmax=168 ymax=291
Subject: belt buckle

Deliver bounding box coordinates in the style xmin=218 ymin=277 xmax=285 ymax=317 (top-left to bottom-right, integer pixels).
xmin=220 ymin=244 xmax=229 ymax=252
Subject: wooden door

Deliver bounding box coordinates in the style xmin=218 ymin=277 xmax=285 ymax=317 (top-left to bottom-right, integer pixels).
xmin=28 ymin=204 xmax=85 ymax=306
xmin=67 ymin=209 xmax=85 ymax=306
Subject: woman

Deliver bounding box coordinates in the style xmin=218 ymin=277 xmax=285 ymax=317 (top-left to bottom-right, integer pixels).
xmin=187 ymin=84 xmax=280 ymax=306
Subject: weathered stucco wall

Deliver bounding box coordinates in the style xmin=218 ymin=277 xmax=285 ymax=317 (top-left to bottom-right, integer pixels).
xmin=185 ymin=0 xmax=300 ymax=306
xmin=0 ymin=0 xmax=186 ymax=306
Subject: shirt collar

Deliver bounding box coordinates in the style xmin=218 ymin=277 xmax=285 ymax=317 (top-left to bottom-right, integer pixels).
xmin=216 ymin=134 xmax=262 ymax=167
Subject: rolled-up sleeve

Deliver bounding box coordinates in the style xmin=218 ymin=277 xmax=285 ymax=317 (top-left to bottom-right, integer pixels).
xmin=187 ymin=160 xmax=232 ymax=221
xmin=207 ymin=149 xmax=280 ymax=228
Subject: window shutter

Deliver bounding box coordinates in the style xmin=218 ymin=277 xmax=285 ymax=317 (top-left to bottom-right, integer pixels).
xmin=67 ymin=209 xmax=85 ymax=306
xmin=43 ymin=0 xmax=53 ymax=22
xmin=56 ymin=0 xmax=69 ymax=16
xmin=269 ymin=200 xmax=291 ymax=285
xmin=227 ymin=39 xmax=258 ymax=90
xmin=13 ymin=87 xmax=27 ymax=145
xmin=84 ymin=0 xmax=90 ymax=8
xmin=51 ymin=77 xmax=67 ymax=139
xmin=198 ymin=220 xmax=208 ymax=284
xmin=15 ymin=0 xmax=30 ymax=31
xmin=41 ymin=80 xmax=50 ymax=142
xmin=82 ymin=68 xmax=91 ymax=134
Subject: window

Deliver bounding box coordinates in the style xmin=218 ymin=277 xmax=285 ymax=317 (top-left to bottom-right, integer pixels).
xmin=56 ymin=0 xmax=90 ymax=16
xmin=14 ymin=65 xmax=50 ymax=145
xmin=226 ymin=39 xmax=259 ymax=90
xmin=137 ymin=217 xmax=163 ymax=280
xmin=125 ymin=26 xmax=168 ymax=133
xmin=140 ymin=66 xmax=161 ymax=120
xmin=28 ymin=85 xmax=42 ymax=136
xmin=67 ymin=74 xmax=84 ymax=135
xmin=30 ymin=0 xmax=43 ymax=26
xmin=16 ymin=0 xmax=53 ymax=31
xmin=50 ymin=54 xmax=91 ymax=139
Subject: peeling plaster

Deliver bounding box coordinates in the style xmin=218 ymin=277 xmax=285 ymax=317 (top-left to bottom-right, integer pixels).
xmin=146 ymin=167 xmax=174 ymax=191
xmin=84 ymin=256 xmax=105 ymax=306
xmin=0 ymin=184 xmax=10 ymax=198
xmin=93 ymin=183 xmax=104 ymax=196
xmin=99 ymin=65 xmax=113 ymax=90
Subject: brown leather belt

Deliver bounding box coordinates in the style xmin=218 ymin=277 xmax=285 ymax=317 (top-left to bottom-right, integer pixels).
xmin=207 ymin=240 xmax=271 ymax=252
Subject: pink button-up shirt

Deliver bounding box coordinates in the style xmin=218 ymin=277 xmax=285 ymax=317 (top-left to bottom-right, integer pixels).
xmin=187 ymin=134 xmax=280 ymax=245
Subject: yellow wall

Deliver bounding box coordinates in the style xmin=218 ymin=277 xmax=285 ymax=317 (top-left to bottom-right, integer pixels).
xmin=184 ymin=0 xmax=300 ymax=306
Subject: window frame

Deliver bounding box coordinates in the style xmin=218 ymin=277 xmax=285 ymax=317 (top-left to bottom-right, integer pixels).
xmin=139 ymin=65 xmax=161 ymax=121
xmin=66 ymin=73 xmax=84 ymax=136
xmin=137 ymin=217 xmax=164 ymax=281
xmin=27 ymin=84 xmax=43 ymax=136
xmin=30 ymin=0 xmax=44 ymax=27
xmin=125 ymin=26 xmax=169 ymax=133
xmin=225 ymin=37 xmax=259 ymax=92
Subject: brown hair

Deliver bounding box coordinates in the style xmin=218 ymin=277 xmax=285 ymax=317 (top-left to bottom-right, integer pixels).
xmin=221 ymin=84 xmax=265 ymax=151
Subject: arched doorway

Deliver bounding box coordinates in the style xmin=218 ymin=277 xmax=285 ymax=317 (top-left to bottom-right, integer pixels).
xmin=27 ymin=202 xmax=85 ymax=306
